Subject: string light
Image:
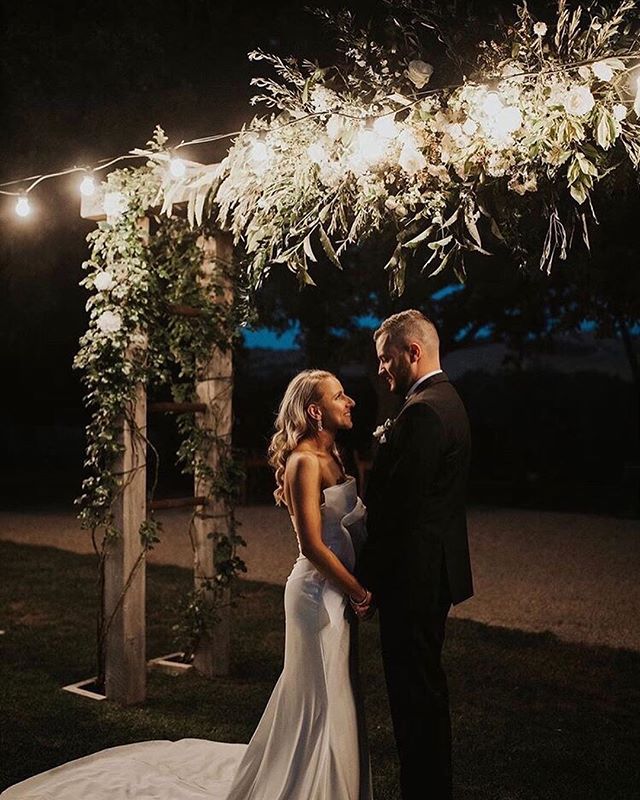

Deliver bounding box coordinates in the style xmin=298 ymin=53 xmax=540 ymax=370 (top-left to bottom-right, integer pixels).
xmin=168 ymin=156 xmax=186 ymax=178
xmin=15 ymin=195 xmax=31 ymax=218
xmin=79 ymin=173 xmax=96 ymax=197
xmin=0 ymin=51 xmax=639 ymax=212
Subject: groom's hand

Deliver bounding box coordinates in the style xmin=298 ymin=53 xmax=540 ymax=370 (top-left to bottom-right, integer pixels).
xmin=350 ymin=591 xmax=376 ymax=620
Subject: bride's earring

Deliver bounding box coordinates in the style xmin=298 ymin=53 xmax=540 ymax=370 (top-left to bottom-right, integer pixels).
xmin=317 ymin=417 xmax=323 ymax=432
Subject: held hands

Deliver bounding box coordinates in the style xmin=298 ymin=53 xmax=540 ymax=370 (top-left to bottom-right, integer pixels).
xmin=349 ymin=589 xmax=376 ymax=620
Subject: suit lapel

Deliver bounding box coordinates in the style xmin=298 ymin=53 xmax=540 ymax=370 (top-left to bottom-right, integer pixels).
xmin=397 ymin=371 xmax=449 ymax=419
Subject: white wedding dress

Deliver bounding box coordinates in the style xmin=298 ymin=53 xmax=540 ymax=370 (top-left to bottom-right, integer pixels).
xmin=1 ymin=477 xmax=372 ymax=800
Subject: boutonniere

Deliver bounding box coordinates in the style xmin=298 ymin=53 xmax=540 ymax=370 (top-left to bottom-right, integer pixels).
xmin=373 ymin=417 xmax=395 ymax=444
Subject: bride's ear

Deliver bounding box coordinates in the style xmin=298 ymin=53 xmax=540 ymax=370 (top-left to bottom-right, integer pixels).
xmin=306 ymin=403 xmax=322 ymax=424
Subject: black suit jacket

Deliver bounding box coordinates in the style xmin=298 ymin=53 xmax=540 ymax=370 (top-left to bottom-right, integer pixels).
xmin=360 ymin=372 xmax=473 ymax=606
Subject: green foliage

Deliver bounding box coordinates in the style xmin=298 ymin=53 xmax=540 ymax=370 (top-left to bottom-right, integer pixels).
xmin=74 ymin=128 xmax=247 ymax=673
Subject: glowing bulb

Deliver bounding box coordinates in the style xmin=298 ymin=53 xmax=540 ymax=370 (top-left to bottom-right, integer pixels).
xmin=15 ymin=196 xmax=31 ymax=218
xmin=80 ymin=174 xmax=96 ymax=197
xmin=357 ymin=129 xmax=388 ymax=162
xmin=495 ymin=106 xmax=522 ymax=135
xmin=249 ymin=140 xmax=269 ymax=164
xmin=373 ymin=115 xmax=399 ymax=139
xmin=634 ymin=75 xmax=640 ymax=117
xmin=307 ymin=142 xmax=327 ymax=164
xmin=482 ymin=91 xmax=504 ymax=118
xmin=169 ymin=157 xmax=186 ymax=178
xmin=103 ymin=191 xmax=126 ymax=219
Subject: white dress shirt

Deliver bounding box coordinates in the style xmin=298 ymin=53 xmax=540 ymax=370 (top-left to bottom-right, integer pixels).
xmin=405 ymin=369 xmax=443 ymax=400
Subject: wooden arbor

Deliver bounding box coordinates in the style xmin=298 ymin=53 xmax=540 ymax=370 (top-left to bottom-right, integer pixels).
xmin=81 ymin=179 xmax=233 ymax=705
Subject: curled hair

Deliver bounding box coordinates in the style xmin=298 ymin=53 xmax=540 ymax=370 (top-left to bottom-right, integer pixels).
xmin=268 ymin=369 xmax=337 ymax=506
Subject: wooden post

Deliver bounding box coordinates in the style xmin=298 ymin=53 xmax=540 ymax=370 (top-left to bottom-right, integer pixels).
xmin=81 ymin=189 xmax=149 ymax=705
xmin=192 ymin=231 xmax=234 ymax=677
xmin=105 ymin=377 xmax=147 ymax=704
xmin=105 ymin=217 xmax=149 ymax=705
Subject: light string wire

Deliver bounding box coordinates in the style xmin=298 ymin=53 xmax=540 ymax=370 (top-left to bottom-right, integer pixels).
xmin=1 ymin=51 xmax=639 ymax=199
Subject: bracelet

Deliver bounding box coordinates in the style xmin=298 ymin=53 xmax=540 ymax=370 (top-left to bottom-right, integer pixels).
xmin=349 ymin=590 xmax=370 ymax=606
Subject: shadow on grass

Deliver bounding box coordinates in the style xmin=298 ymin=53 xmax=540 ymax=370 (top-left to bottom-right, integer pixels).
xmin=1 ymin=540 xmax=638 ymax=799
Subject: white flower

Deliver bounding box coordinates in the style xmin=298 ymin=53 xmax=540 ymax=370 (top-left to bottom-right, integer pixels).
xmin=563 ymin=85 xmax=595 ymax=117
xmin=533 ymin=21 xmax=547 ymax=37
xmin=462 ymin=118 xmax=478 ymax=136
xmin=96 ymin=309 xmax=122 ymax=334
xmin=373 ymin=417 xmax=395 ymax=444
xmin=591 ymin=61 xmax=614 ymax=82
xmin=310 ymin=85 xmax=338 ymax=113
xmin=93 ymin=270 xmax=115 ymax=292
xmin=613 ymin=103 xmax=628 ymax=121
xmin=406 ymin=60 xmax=434 ymax=89
xmin=398 ymin=142 xmax=427 ymax=175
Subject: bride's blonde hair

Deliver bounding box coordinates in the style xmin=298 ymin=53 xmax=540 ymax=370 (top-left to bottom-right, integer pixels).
xmin=268 ymin=369 xmax=340 ymax=506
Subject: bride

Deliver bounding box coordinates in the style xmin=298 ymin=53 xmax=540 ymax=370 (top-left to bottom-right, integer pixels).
xmin=2 ymin=369 xmax=373 ymax=800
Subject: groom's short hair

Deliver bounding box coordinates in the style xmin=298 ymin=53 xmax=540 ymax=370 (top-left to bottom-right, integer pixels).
xmin=374 ymin=310 xmax=439 ymax=353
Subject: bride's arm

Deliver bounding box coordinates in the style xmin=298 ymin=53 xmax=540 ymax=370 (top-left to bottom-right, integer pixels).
xmin=286 ymin=453 xmax=369 ymax=602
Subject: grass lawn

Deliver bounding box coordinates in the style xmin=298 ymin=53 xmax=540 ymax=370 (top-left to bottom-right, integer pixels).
xmin=1 ymin=539 xmax=638 ymax=799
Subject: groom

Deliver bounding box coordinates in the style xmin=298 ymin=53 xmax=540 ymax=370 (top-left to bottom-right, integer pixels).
xmin=356 ymin=309 xmax=473 ymax=800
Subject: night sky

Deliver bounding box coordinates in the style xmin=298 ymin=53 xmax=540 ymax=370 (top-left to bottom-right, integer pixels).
xmin=1 ymin=0 xmax=638 ymax=512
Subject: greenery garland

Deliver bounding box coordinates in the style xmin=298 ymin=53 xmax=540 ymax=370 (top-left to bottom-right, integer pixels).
xmin=74 ymin=129 xmax=246 ymax=680
xmin=161 ymin=0 xmax=640 ymax=295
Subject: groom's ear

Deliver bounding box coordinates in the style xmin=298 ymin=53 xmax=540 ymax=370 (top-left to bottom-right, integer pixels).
xmin=408 ymin=342 xmax=422 ymax=362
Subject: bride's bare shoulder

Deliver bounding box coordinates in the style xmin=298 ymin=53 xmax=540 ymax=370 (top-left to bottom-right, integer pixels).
xmin=286 ymin=447 xmax=321 ymax=477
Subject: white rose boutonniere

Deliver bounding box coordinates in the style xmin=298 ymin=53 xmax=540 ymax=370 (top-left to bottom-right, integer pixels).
xmin=373 ymin=417 xmax=396 ymax=444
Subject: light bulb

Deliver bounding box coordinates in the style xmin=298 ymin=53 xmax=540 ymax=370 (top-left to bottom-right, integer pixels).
xmin=634 ymin=75 xmax=640 ymax=117
xmin=80 ymin=174 xmax=96 ymax=197
xmin=356 ymin=129 xmax=388 ymax=163
xmin=372 ymin=115 xmax=399 ymax=139
xmin=15 ymin=196 xmax=31 ymax=218
xmin=249 ymin=140 xmax=269 ymax=164
xmin=169 ymin=157 xmax=186 ymax=178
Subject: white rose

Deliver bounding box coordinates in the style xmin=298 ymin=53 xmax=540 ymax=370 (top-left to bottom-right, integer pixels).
xmin=591 ymin=61 xmax=614 ymax=82
xmin=93 ymin=271 xmax=115 ymax=292
xmin=462 ymin=118 xmax=478 ymax=136
xmin=612 ymin=103 xmax=628 ymax=121
xmin=398 ymin=142 xmax=427 ymax=175
xmin=406 ymin=60 xmax=434 ymax=89
xmin=310 ymin=85 xmax=338 ymax=113
xmin=563 ymin=85 xmax=595 ymax=117
xmin=533 ymin=21 xmax=547 ymax=36
xmin=96 ymin=309 xmax=122 ymax=334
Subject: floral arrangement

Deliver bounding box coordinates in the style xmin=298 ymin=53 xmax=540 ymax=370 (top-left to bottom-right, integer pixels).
xmin=167 ymin=0 xmax=640 ymax=294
